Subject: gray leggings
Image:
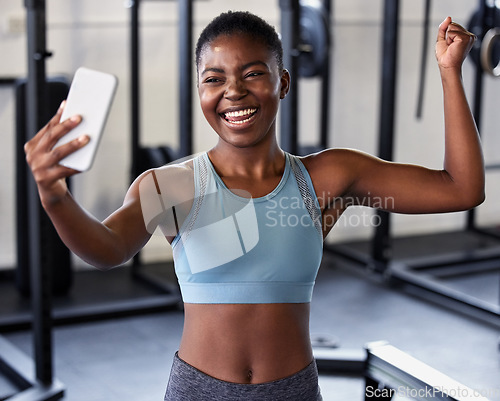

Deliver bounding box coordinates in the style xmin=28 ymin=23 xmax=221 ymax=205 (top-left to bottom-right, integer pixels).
xmin=164 ymin=352 xmax=323 ymax=401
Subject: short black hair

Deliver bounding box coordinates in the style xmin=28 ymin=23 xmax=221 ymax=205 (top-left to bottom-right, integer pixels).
xmin=195 ymin=11 xmax=284 ymax=73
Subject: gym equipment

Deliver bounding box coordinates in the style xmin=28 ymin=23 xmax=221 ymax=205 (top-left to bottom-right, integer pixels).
xmin=130 ymin=0 xmax=193 ymax=179
xmin=297 ymin=1 xmax=330 ymax=78
xmin=364 ymin=342 xmax=491 ymax=401
xmin=279 ymin=0 xmax=332 ymax=155
xmin=0 ymin=336 xmax=64 ymax=400
xmin=0 ymin=0 xmax=67 ymax=399
xmin=467 ymin=0 xmax=500 ymax=236
xmin=128 ymin=0 xmax=194 ymax=295
xmin=387 ymin=0 xmax=500 ymax=326
xmin=371 ymin=0 xmax=399 ymax=271
xmin=418 ymin=1 xmax=500 ymax=111
xmin=325 ymin=0 xmax=500 ymax=329
xmin=468 ymin=1 xmax=500 ymax=77
xmin=415 ymin=0 xmax=431 ymax=119
xmin=15 ymin=77 xmax=73 ymax=298
xmin=314 ymin=341 xmax=492 ymax=400
xmin=481 ymin=27 xmax=500 ymax=77
xmin=24 ymin=0 xmax=60 ymax=394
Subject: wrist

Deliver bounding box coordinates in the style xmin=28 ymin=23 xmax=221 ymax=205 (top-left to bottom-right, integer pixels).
xmin=439 ymin=65 xmax=463 ymax=85
xmin=40 ymin=188 xmax=71 ymax=212
xmin=438 ymin=61 xmax=462 ymax=74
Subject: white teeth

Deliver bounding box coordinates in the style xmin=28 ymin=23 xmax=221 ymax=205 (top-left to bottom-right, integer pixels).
xmin=224 ymin=108 xmax=256 ymax=118
xmin=229 ymin=116 xmax=253 ymax=125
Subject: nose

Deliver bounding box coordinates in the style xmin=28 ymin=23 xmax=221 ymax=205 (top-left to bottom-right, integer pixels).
xmin=224 ymin=78 xmax=247 ymax=100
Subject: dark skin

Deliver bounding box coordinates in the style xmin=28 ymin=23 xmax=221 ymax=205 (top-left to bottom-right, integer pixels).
xmin=25 ymin=17 xmax=484 ymax=384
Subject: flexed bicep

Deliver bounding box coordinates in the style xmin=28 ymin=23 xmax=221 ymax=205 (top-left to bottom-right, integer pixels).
xmin=307 ymin=148 xmax=480 ymax=218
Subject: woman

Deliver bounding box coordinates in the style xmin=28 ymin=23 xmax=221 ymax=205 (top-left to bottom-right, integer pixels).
xmin=25 ymin=11 xmax=483 ymax=401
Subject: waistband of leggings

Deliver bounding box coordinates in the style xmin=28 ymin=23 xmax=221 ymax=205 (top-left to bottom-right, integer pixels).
xmin=173 ymin=351 xmax=318 ymax=387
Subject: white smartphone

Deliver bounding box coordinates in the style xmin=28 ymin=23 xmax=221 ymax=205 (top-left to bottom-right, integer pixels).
xmin=55 ymin=67 xmax=118 ymax=172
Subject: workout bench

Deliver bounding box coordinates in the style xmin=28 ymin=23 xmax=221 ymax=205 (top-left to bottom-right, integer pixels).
xmin=314 ymin=341 xmax=491 ymax=400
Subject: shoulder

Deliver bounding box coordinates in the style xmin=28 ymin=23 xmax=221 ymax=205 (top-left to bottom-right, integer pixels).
xmin=127 ymin=158 xmax=197 ymax=234
xmin=301 ymin=147 xmax=376 ymax=169
xmin=295 ymin=148 xmax=383 ymax=199
xmin=127 ymin=156 xmax=196 ymax=202
xmin=302 ymin=147 xmax=376 ymax=178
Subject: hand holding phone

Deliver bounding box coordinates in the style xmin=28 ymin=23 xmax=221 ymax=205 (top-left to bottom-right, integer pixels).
xmin=55 ymin=67 xmax=118 ymax=172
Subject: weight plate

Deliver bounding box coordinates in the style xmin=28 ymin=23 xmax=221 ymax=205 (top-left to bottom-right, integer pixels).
xmin=481 ymin=27 xmax=500 ymax=76
xmin=298 ymin=4 xmax=330 ymax=78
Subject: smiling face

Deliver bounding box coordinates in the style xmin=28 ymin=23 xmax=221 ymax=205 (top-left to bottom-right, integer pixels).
xmin=197 ymin=33 xmax=290 ymax=150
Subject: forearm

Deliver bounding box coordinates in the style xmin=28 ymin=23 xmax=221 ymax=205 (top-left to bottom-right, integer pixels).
xmin=440 ymin=67 xmax=485 ymax=206
xmin=24 ymin=105 xmax=149 ymax=268
xmin=43 ymin=191 xmax=129 ymax=269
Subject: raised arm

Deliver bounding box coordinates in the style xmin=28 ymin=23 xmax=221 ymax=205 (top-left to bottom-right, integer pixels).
xmin=25 ymin=103 xmax=151 ymax=269
xmin=306 ymin=17 xmax=485 ymax=217
xmin=434 ymin=17 xmax=485 ymax=208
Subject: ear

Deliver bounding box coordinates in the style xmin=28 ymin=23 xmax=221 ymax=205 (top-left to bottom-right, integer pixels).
xmin=280 ymin=69 xmax=291 ymax=99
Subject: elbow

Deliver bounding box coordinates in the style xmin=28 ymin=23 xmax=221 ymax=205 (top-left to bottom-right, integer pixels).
xmin=86 ymin=260 xmax=119 ymax=272
xmin=93 ymin=263 xmax=117 ymax=272
xmin=469 ymin=181 xmax=486 ymax=209
xmin=83 ymin=252 xmax=129 ymax=272
xmin=90 ymin=232 xmax=136 ymax=271
xmin=471 ymin=191 xmax=486 ymax=209
xmin=448 ymin=173 xmax=486 ymax=211
xmin=458 ymin=190 xmax=485 ymax=211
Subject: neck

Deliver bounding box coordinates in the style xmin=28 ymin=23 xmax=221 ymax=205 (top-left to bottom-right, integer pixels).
xmin=208 ymin=138 xmax=285 ymax=179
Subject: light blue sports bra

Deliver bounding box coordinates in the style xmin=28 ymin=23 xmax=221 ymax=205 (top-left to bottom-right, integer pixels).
xmin=171 ymin=152 xmax=323 ymax=304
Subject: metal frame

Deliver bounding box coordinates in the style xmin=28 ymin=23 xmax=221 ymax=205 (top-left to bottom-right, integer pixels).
xmin=279 ymin=0 xmax=300 ymax=154
xmin=25 ymin=0 xmax=54 ymax=386
xmin=129 ymin=0 xmax=189 ymax=299
xmin=388 ymin=247 xmax=500 ymax=328
xmin=130 ymin=0 xmax=193 ymax=183
xmin=314 ymin=341 xmax=491 ymax=400
xmin=0 ymin=1 xmax=66 ymax=399
xmin=129 ymin=0 xmax=193 ymax=291
xmin=371 ymin=0 xmax=399 ymax=271
xmin=0 ymin=336 xmax=64 ymax=401
xmin=364 ymin=341 xmax=491 ymax=401
xmin=467 ymin=0 xmax=500 ymax=238
xmin=324 ymin=0 xmax=400 ymax=272
xmin=279 ymin=0 xmax=332 ymax=155
xmin=128 ymin=0 xmax=193 ymax=179
xmin=324 ymin=0 xmax=500 ymax=328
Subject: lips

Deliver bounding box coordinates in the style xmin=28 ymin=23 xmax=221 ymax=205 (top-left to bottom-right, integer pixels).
xmin=221 ymin=108 xmax=258 ymax=125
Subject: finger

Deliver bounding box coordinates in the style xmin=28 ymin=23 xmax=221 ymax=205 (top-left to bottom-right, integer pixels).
xmin=449 ymin=21 xmax=467 ymax=31
xmin=27 ymin=131 xmax=88 ymax=173
xmin=39 ymin=114 xmax=83 ymax=151
xmin=50 ymin=164 xmax=83 ymax=180
xmin=50 ymin=134 xmax=90 ymax=165
xmin=437 ymin=16 xmax=452 ymax=42
xmin=25 ymin=101 xmax=67 ymax=151
xmin=40 ymin=100 xmax=68 ymax=136
xmin=35 ymin=164 xmax=83 ymax=188
xmin=445 ymin=27 xmax=476 ymax=49
xmin=449 ymin=21 xmax=477 ymax=39
xmin=447 ymin=21 xmax=476 ymax=42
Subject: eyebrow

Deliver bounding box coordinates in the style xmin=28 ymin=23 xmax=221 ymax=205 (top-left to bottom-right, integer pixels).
xmin=200 ymin=60 xmax=269 ymax=76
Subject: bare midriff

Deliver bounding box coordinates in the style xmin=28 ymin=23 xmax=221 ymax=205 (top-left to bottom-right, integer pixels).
xmin=178 ymin=303 xmax=313 ymax=384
